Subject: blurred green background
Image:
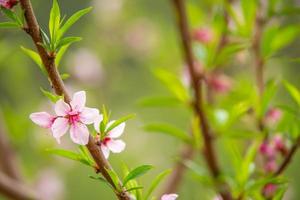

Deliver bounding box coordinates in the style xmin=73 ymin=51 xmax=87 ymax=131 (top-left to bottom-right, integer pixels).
xmin=0 ymin=0 xmax=300 ymax=199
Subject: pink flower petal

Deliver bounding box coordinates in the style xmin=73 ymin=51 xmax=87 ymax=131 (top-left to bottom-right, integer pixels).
xmin=106 ymin=139 xmax=126 ymax=153
xmin=93 ymin=114 xmax=103 ymax=133
xmin=30 ymin=112 xmax=54 ymax=128
xmin=79 ymin=107 xmax=100 ymax=125
xmin=51 ymin=118 xmax=69 ymax=143
xmin=161 ymin=194 xmax=178 ymax=200
xmin=107 ymin=121 xmax=125 ymax=138
xmin=70 ymin=122 xmax=89 ymax=145
xmin=101 ymin=144 xmax=110 ymax=159
xmin=55 ymin=99 xmax=71 ymax=116
xmin=70 ymin=91 xmax=86 ymax=112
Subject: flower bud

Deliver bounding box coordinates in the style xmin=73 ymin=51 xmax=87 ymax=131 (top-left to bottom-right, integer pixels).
xmin=273 ymin=134 xmax=288 ymax=156
xmin=259 ymin=141 xmax=275 ymax=159
xmin=207 ymin=73 xmax=232 ymax=94
xmin=0 ymin=0 xmax=18 ymax=9
xmin=264 ymin=160 xmax=277 ymax=173
xmin=192 ymin=27 xmax=213 ymax=44
xmin=265 ymin=108 xmax=282 ymax=125
xmin=262 ymin=183 xmax=277 ymax=198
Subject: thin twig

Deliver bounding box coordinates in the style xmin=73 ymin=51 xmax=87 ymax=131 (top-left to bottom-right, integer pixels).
xmin=18 ymin=0 xmax=130 ymax=199
xmin=0 ymin=171 xmax=38 ymax=200
xmin=274 ymin=137 xmax=300 ymax=176
xmin=171 ymin=0 xmax=232 ymax=199
xmin=162 ymin=145 xmax=195 ymax=194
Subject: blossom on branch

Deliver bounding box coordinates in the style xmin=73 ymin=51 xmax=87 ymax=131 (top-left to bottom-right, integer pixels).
xmin=94 ymin=117 xmax=126 ymax=159
xmin=30 ymin=91 xmax=99 ymax=145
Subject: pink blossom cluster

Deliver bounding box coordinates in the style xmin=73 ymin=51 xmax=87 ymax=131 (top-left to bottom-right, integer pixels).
xmin=0 ymin=0 xmax=18 ymax=9
xmin=30 ymin=91 xmax=126 ymax=158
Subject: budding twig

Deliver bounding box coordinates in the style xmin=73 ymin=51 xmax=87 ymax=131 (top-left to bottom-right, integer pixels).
xmin=171 ymin=0 xmax=232 ymax=199
xmin=18 ymin=0 xmax=130 ymax=199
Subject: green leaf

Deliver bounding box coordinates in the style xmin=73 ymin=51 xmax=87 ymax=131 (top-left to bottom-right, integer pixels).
xmin=55 ymin=44 xmax=69 ymax=67
xmin=0 ymin=8 xmax=22 ymax=26
xmin=259 ymin=80 xmax=278 ymax=117
xmin=56 ymin=37 xmax=82 ymax=50
xmin=283 ymin=80 xmax=300 ymax=106
xmin=0 ymin=22 xmax=19 ymax=28
xmin=153 ymin=68 xmax=189 ymax=102
xmin=144 ymin=169 xmax=171 ymax=200
xmin=49 ymin=0 xmax=61 ymax=42
xmin=58 ymin=7 xmax=92 ymax=39
xmin=61 ymin=73 xmax=70 ymax=80
xmin=143 ymin=123 xmax=191 ymax=143
xmin=126 ymin=186 xmax=143 ymax=192
xmin=106 ymin=169 xmax=121 ymax=190
xmin=106 ymin=114 xmax=135 ymax=133
xmin=138 ymin=96 xmax=182 ymax=107
xmin=78 ymin=145 xmax=94 ymax=166
xmin=20 ymin=46 xmax=46 ymax=75
xmin=46 ymin=148 xmax=92 ymax=166
xmin=123 ymin=165 xmax=153 ymax=186
xmin=89 ymin=175 xmax=114 ymax=189
xmin=40 ymin=87 xmax=62 ymax=103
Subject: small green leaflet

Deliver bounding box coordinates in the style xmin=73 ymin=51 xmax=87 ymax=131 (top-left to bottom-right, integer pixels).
xmin=106 ymin=168 xmax=121 ymax=190
xmin=40 ymin=87 xmax=62 ymax=103
xmin=46 ymin=148 xmax=93 ymax=167
xmin=20 ymin=46 xmax=46 ymax=75
xmin=144 ymin=169 xmax=171 ymax=200
xmin=123 ymin=165 xmax=153 ymax=186
xmin=105 ymin=114 xmax=136 ymax=133
xmin=283 ymin=80 xmax=300 ymax=106
xmin=0 ymin=22 xmax=19 ymax=28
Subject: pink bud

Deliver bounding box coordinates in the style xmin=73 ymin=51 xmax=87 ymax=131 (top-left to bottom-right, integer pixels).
xmin=192 ymin=27 xmax=213 ymax=44
xmin=259 ymin=141 xmax=275 ymax=159
xmin=207 ymin=73 xmax=232 ymax=93
xmin=273 ymin=134 xmax=288 ymax=156
xmin=263 ymin=184 xmax=277 ymax=198
xmin=0 ymin=0 xmax=18 ymax=9
xmin=265 ymin=108 xmax=282 ymax=125
xmin=264 ymin=160 xmax=277 ymax=173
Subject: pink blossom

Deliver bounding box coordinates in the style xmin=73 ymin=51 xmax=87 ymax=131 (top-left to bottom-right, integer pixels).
xmin=94 ymin=118 xmax=126 ymax=159
xmin=0 ymin=0 xmax=18 ymax=9
xmin=263 ymin=183 xmax=277 ymax=198
xmin=272 ymin=134 xmax=288 ymax=156
xmin=161 ymin=194 xmax=178 ymax=200
xmin=265 ymin=108 xmax=282 ymax=125
xmin=207 ymin=73 xmax=232 ymax=93
xmin=30 ymin=91 xmax=99 ymax=145
xmin=192 ymin=27 xmax=213 ymax=44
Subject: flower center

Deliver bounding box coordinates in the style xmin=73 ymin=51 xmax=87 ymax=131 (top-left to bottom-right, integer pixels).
xmin=68 ymin=113 xmax=80 ymax=124
xmin=102 ymin=137 xmax=111 ymax=146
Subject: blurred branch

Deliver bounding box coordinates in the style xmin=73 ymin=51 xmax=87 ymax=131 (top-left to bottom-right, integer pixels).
xmin=274 ymin=137 xmax=300 ymax=176
xmin=162 ymin=145 xmax=195 ymax=194
xmin=171 ymin=0 xmax=232 ymax=199
xmin=0 ymin=113 xmax=22 ymax=181
xmin=0 ymin=171 xmax=38 ymax=200
xmin=19 ymin=0 xmax=130 ymax=199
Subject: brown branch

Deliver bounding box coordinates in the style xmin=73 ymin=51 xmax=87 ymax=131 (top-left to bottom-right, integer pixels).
xmin=0 ymin=171 xmax=38 ymax=200
xmin=18 ymin=0 xmax=130 ymax=199
xmin=274 ymin=137 xmax=300 ymax=176
xmin=162 ymin=145 xmax=195 ymax=194
xmin=171 ymin=0 xmax=232 ymax=199
xmin=0 ymin=113 xmax=22 ymax=181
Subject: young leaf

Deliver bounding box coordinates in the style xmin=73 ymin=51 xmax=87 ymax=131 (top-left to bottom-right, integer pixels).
xmin=58 ymin=7 xmax=92 ymax=39
xmin=0 ymin=22 xmax=19 ymax=28
xmin=49 ymin=0 xmax=61 ymax=41
xmin=46 ymin=148 xmax=92 ymax=166
xmin=143 ymin=123 xmax=191 ymax=143
xmin=106 ymin=114 xmax=135 ymax=133
xmin=283 ymin=80 xmax=300 ymax=106
xmin=55 ymin=44 xmax=69 ymax=67
xmin=78 ymin=145 xmax=94 ymax=166
xmin=123 ymin=165 xmax=153 ymax=186
xmin=106 ymin=169 xmax=121 ymax=190
xmin=126 ymin=186 xmax=143 ymax=192
xmin=20 ymin=46 xmax=46 ymax=75
xmin=89 ymin=175 xmax=114 ymax=190
xmin=40 ymin=87 xmax=62 ymax=103
xmin=56 ymin=37 xmax=82 ymax=50
xmin=259 ymin=80 xmax=278 ymax=117
xmin=144 ymin=169 xmax=171 ymax=200
xmin=0 ymin=8 xmax=22 ymax=26
xmin=153 ymin=68 xmax=189 ymax=102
